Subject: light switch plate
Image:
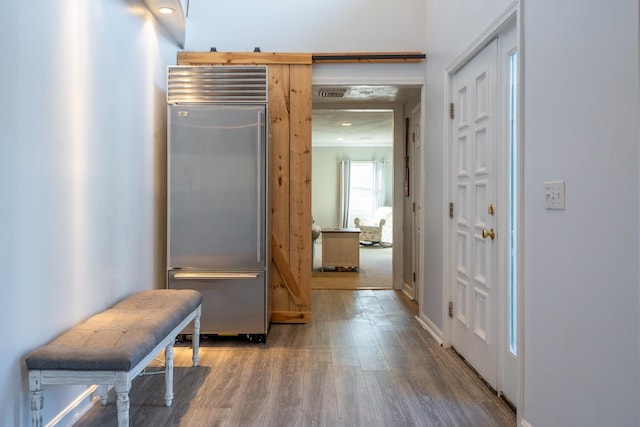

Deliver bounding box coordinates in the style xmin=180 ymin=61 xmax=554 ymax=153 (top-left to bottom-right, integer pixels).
xmin=545 ymin=181 xmax=565 ymax=210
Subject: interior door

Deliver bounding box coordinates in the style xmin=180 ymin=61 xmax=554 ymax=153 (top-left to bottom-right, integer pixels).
xmin=451 ymin=38 xmax=499 ymax=387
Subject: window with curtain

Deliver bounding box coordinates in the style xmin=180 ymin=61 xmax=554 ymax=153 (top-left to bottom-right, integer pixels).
xmin=339 ymin=160 xmax=386 ymax=228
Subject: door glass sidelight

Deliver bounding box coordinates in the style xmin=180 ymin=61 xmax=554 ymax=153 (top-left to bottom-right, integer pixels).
xmin=508 ymin=51 xmax=518 ymax=356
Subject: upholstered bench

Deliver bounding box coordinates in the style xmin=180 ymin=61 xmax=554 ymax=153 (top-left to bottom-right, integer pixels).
xmin=25 ymin=289 xmax=202 ymax=427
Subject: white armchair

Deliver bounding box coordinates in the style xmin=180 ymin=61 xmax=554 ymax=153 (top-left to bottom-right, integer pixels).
xmin=354 ymin=208 xmax=392 ymax=247
xmin=354 ymin=207 xmax=392 ymax=247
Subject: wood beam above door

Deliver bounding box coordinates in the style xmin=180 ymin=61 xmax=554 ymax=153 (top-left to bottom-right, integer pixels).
xmin=177 ymin=51 xmax=426 ymax=66
xmin=177 ymin=52 xmax=312 ymax=65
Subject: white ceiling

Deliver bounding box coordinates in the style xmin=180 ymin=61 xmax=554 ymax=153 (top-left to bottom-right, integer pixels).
xmin=312 ymin=109 xmax=394 ymax=147
xmin=312 ymin=85 xmax=421 ymax=147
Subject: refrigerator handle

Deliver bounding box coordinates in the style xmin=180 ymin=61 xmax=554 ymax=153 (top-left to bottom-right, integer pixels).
xmin=257 ymin=110 xmax=265 ymax=263
xmin=173 ymin=272 xmax=260 ymax=280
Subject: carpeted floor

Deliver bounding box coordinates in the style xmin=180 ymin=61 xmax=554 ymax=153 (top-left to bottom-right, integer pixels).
xmin=311 ymin=240 xmax=392 ymax=290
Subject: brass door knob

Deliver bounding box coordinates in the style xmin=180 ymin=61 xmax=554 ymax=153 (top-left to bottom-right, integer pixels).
xmin=482 ymin=228 xmax=495 ymax=240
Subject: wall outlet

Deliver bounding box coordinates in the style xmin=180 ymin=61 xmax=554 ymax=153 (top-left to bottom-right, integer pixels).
xmin=545 ymin=181 xmax=565 ymax=210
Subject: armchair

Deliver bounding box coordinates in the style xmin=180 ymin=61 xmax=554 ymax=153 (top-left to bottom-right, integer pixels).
xmin=354 ymin=217 xmax=391 ymax=247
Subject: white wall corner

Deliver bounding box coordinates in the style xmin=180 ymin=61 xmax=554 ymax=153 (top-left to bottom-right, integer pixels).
xmin=415 ymin=314 xmax=443 ymax=345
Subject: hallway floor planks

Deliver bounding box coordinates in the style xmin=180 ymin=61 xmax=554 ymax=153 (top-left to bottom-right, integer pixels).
xmin=76 ymin=290 xmax=515 ymax=426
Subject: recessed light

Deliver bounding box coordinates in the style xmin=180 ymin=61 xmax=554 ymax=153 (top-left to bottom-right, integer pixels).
xmin=337 ymin=137 xmax=345 ymax=141
xmin=159 ymin=7 xmax=175 ymax=14
xmin=341 ymin=122 xmax=352 ymax=127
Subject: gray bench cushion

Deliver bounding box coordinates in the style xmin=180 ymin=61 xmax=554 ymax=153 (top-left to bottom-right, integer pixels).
xmin=25 ymin=289 xmax=202 ymax=371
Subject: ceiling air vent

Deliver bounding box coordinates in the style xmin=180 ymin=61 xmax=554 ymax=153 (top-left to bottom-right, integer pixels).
xmin=318 ymin=88 xmax=347 ymax=98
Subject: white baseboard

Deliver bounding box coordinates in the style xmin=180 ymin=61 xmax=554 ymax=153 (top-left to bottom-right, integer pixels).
xmin=415 ymin=313 xmax=443 ymax=345
xmin=401 ymin=282 xmax=415 ymax=300
xmin=521 ymin=418 xmax=533 ymax=427
xmin=47 ymin=385 xmax=104 ymax=427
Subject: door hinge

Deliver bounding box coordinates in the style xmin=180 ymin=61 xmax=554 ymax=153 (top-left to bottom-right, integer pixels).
xmin=449 ymin=102 xmax=454 ymax=120
xmin=412 ymin=132 xmax=415 ymax=143
xmin=448 ymin=301 xmax=454 ymax=318
xmin=413 ymin=272 xmax=416 ymax=282
xmin=449 ymin=202 xmax=454 ymax=218
xmin=413 ymin=202 xmax=416 ymax=212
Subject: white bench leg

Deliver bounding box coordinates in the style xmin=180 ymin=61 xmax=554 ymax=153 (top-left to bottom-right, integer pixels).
xmin=28 ymin=371 xmax=43 ymax=427
xmin=192 ymin=310 xmax=201 ymax=367
xmin=115 ymin=373 xmax=130 ymax=427
xmin=165 ymin=343 xmax=174 ymax=406
xmin=100 ymin=384 xmax=109 ymax=405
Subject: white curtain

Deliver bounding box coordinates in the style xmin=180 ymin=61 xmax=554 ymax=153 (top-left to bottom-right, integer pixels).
xmin=339 ymin=160 xmax=387 ymax=228
xmin=339 ymin=160 xmax=351 ymax=228
xmin=373 ymin=160 xmax=386 ymax=209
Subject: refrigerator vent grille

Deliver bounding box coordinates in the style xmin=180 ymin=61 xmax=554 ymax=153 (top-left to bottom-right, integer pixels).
xmin=318 ymin=88 xmax=347 ymax=98
xmin=168 ymin=66 xmax=268 ymax=103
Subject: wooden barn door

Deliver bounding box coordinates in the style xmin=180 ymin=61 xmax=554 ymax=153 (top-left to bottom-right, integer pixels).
xmin=268 ymin=63 xmax=312 ymax=323
xmin=177 ymin=52 xmax=313 ymax=323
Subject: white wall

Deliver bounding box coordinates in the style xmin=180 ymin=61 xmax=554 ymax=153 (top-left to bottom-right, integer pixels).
xmin=185 ymin=0 xmax=425 ymax=52
xmin=186 ymin=0 xmax=428 ymax=99
xmin=522 ymin=1 xmax=639 ymax=425
xmin=0 ymin=1 xmax=178 ymax=425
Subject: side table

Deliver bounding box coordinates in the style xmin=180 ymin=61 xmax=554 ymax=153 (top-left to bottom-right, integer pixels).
xmin=321 ymin=228 xmax=361 ymax=271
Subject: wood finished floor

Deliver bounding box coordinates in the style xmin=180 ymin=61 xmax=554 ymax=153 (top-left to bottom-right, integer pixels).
xmin=76 ymin=290 xmax=516 ymax=426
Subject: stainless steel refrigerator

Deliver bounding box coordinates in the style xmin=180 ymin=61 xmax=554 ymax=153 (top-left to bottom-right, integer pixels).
xmin=166 ymin=66 xmax=269 ymax=343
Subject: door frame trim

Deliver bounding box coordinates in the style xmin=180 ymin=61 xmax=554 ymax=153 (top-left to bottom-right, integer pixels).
xmin=442 ymin=0 xmax=521 ymax=405
xmin=403 ymin=103 xmax=423 ymax=301
xmin=444 ymin=2 xmax=518 ymax=76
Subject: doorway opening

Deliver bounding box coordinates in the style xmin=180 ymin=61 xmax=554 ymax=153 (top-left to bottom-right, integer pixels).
xmin=310 ymin=85 xmax=421 ymax=294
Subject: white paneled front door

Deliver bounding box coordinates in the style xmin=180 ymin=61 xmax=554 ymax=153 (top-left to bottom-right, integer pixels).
xmin=449 ymin=19 xmax=519 ymax=406
xmin=451 ymin=38 xmax=499 ymax=387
